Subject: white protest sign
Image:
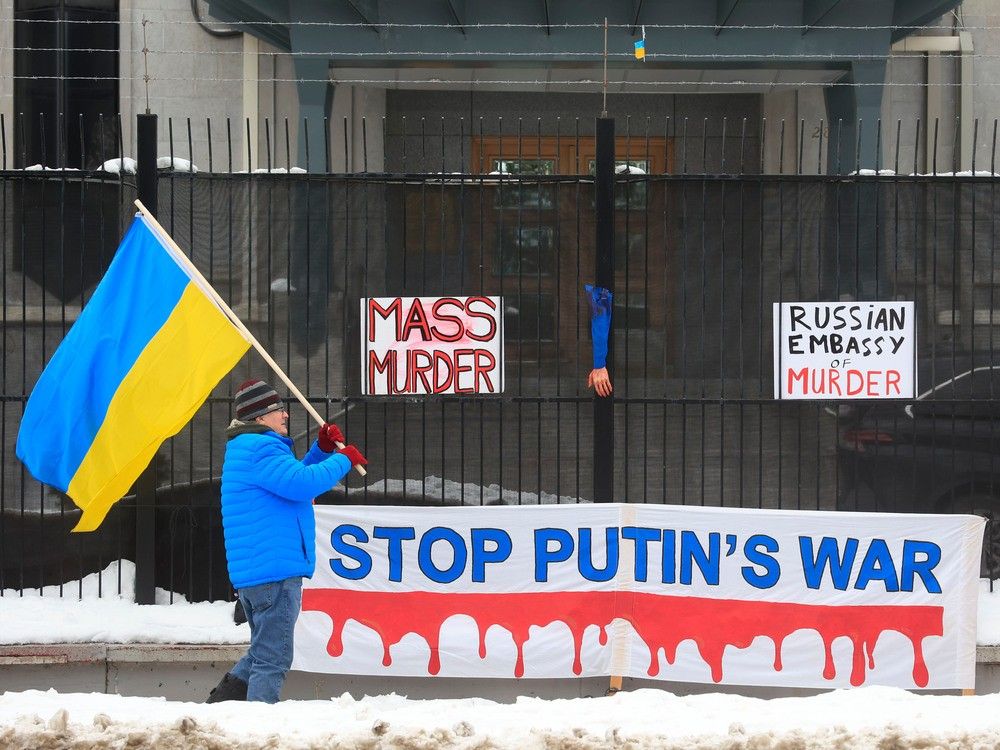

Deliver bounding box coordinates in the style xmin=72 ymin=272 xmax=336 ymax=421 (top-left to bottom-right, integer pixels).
xmin=361 ymin=296 xmax=504 ymax=395
xmin=293 ymin=504 xmax=983 ymax=689
xmin=774 ymin=301 xmax=916 ymax=399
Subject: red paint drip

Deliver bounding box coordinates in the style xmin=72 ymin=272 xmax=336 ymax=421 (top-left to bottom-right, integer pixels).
xmin=623 ymin=594 xmax=941 ymax=687
xmin=301 ymin=589 xmax=942 ymax=686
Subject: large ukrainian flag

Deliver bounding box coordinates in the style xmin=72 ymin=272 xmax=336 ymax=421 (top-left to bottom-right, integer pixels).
xmin=16 ymin=214 xmax=250 ymax=532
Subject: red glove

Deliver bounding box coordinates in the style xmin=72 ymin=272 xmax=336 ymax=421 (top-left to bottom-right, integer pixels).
xmin=318 ymin=422 xmax=345 ymax=452
xmin=337 ymin=444 xmax=368 ymax=467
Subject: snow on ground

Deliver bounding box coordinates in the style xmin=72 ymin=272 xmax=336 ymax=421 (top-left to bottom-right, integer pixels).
xmin=2 ymin=686 xmax=1000 ymax=749
xmin=2 ymin=561 xmax=999 ymax=647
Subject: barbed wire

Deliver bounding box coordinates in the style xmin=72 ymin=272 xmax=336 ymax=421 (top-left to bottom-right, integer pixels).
xmin=0 ymin=46 xmax=983 ymax=60
xmin=0 ymin=18 xmax=990 ymax=31
xmin=0 ymin=75 xmax=992 ymax=88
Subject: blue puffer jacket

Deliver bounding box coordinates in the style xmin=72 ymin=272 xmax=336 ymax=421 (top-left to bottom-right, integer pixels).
xmin=221 ymin=422 xmax=352 ymax=590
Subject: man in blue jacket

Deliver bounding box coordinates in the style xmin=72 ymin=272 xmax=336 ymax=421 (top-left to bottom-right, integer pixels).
xmin=207 ymin=378 xmax=367 ymax=704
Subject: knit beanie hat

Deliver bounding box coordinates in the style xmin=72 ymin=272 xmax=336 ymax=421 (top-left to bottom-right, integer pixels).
xmin=234 ymin=379 xmax=283 ymax=421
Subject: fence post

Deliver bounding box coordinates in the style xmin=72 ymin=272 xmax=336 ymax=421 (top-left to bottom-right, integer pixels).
xmin=134 ymin=112 xmax=158 ymax=605
xmin=594 ymin=116 xmax=615 ymax=503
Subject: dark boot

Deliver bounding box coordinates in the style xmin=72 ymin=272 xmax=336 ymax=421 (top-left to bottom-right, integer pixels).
xmin=206 ymin=673 xmax=248 ymax=703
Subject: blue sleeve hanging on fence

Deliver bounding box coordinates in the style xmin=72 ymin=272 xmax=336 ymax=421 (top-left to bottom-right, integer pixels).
xmin=584 ymin=284 xmax=613 ymax=369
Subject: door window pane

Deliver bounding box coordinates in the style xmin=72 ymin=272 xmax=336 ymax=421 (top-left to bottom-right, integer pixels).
xmin=588 ymin=159 xmax=648 ymax=208
xmin=492 ymin=159 xmax=555 ymax=176
xmin=492 ymin=159 xmax=555 ymax=209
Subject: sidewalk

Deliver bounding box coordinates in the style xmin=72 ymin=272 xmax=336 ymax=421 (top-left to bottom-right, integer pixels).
xmin=3 ymin=643 xmax=1000 ymax=702
xmin=0 ymin=642 xmax=640 ymax=702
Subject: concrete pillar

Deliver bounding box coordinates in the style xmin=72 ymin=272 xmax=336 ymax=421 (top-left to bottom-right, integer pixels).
xmin=289 ymin=56 xmax=333 ymax=356
xmin=293 ymin=56 xmax=331 ymax=171
xmin=824 ymin=60 xmax=888 ymax=173
xmin=823 ymin=60 xmax=888 ymax=300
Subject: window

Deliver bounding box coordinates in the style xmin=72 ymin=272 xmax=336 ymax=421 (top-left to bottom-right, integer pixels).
xmin=493 ymin=159 xmax=556 ymax=210
xmin=473 ymin=136 xmax=670 ymax=176
xmin=493 ymin=159 xmax=555 ymax=176
xmin=14 ymin=0 xmax=119 ymax=169
xmin=585 ymin=159 xmax=650 ymax=209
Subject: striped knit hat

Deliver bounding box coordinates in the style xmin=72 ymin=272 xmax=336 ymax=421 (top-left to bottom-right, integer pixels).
xmin=234 ymin=379 xmax=283 ymax=421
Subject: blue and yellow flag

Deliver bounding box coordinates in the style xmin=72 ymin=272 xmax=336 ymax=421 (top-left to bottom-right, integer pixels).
xmin=16 ymin=215 xmax=250 ymax=532
xmin=634 ymin=25 xmax=646 ymax=60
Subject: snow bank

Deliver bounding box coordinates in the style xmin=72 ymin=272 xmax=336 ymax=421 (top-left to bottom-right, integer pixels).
xmin=1 ymin=687 xmax=999 ymax=750
xmin=23 ymin=165 xmax=80 ymax=172
xmin=344 ymin=475 xmax=587 ymax=505
xmin=846 ymin=169 xmax=1000 ymax=177
xmin=157 ymin=157 xmax=199 ymax=173
xmin=99 ymin=157 xmax=137 ymax=175
xmin=0 ymin=561 xmax=247 ymax=646
xmin=913 ymin=170 xmax=998 ymax=177
xmin=232 ymin=166 xmax=307 ymax=174
xmin=979 ymin=579 xmax=1000 ymax=645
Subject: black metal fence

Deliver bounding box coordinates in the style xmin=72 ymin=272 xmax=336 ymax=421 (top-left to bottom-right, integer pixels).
xmin=1 ymin=113 xmax=998 ymax=602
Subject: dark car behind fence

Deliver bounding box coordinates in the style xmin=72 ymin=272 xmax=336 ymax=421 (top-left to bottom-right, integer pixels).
xmin=1 ymin=113 xmax=998 ymax=602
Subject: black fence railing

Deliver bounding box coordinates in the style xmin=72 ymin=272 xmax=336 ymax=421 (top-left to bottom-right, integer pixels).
xmin=1 ymin=113 xmax=998 ymax=602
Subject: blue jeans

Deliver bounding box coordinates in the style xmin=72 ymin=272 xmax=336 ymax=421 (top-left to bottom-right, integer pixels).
xmin=231 ymin=577 xmax=302 ymax=703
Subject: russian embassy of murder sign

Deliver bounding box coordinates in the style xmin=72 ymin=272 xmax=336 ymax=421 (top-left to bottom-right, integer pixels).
xmin=292 ymin=504 xmax=983 ymax=690
xmin=774 ymin=301 xmax=916 ymax=399
xmin=361 ymin=296 xmax=504 ymax=396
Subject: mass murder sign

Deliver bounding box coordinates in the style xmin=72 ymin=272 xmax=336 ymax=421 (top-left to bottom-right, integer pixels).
xmin=773 ymin=301 xmax=916 ymax=399
xmin=292 ymin=504 xmax=983 ymax=690
xmin=361 ymin=296 xmax=504 ymax=396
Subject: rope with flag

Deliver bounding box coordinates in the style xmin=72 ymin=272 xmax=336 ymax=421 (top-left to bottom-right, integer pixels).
xmin=634 ymin=25 xmax=646 ymax=60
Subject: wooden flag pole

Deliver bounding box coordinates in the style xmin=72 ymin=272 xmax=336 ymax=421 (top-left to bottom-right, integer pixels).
xmin=134 ymin=200 xmax=367 ymax=476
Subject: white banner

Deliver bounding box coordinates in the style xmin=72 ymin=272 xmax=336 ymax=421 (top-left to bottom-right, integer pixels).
xmin=773 ymin=301 xmax=916 ymax=400
xmin=293 ymin=504 xmax=983 ymax=689
xmin=361 ymin=295 xmax=504 ymax=395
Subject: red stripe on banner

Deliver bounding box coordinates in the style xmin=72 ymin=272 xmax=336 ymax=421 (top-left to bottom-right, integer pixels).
xmin=301 ymin=589 xmax=943 ymax=686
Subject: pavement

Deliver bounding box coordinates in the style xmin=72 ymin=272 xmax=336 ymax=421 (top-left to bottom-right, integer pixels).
xmin=2 ymin=643 xmax=1000 ymax=701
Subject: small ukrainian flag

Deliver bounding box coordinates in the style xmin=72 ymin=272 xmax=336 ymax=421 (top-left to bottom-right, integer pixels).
xmin=634 ymin=25 xmax=647 ymax=60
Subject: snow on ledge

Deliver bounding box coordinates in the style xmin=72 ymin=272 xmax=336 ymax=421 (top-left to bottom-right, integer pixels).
xmin=23 ymin=165 xmax=80 ymax=172
xmin=848 ymin=169 xmax=1000 ymax=177
xmin=0 ymin=561 xmax=247 ymax=646
xmin=343 ymin=475 xmax=588 ymax=506
xmin=99 ymin=157 xmax=137 ymax=175
xmin=157 ymin=157 xmax=199 ymax=173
